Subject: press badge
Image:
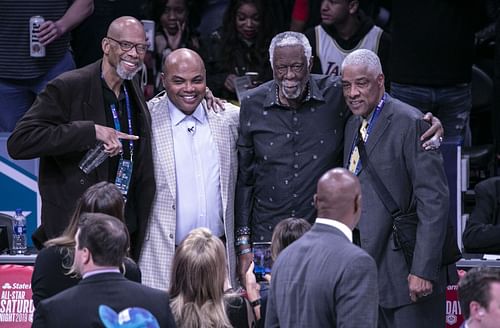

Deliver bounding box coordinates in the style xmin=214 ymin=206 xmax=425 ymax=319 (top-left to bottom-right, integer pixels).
xmin=115 ymin=158 xmax=133 ymax=196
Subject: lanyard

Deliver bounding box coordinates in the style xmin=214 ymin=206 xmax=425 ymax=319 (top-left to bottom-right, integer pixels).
xmin=110 ymin=86 xmax=134 ymax=161
xmin=350 ymin=93 xmax=387 ymax=174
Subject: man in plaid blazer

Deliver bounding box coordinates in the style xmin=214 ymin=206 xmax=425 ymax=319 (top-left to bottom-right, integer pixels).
xmin=139 ymin=48 xmax=239 ymax=290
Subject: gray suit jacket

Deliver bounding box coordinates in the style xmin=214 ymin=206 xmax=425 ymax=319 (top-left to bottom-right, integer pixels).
xmin=265 ymin=222 xmax=378 ymax=328
xmin=343 ymin=94 xmax=449 ymax=308
xmin=139 ymin=93 xmax=239 ymax=290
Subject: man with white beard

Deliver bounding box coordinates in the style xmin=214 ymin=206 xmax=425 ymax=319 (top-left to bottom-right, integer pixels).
xmin=8 ymin=16 xmax=155 ymax=261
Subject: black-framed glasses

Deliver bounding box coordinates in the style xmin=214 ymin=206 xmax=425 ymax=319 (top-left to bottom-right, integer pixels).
xmin=275 ymin=63 xmax=305 ymax=75
xmin=106 ymin=36 xmax=148 ymax=54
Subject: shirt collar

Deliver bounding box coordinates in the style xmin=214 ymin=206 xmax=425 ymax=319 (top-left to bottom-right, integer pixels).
xmin=82 ymin=268 xmax=120 ymax=279
xmin=315 ymin=218 xmax=353 ymax=242
xmin=167 ymin=97 xmax=206 ymax=126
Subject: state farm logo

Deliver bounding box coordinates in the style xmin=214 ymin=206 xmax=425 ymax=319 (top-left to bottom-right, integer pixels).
xmin=1 ymin=283 xmax=30 ymax=290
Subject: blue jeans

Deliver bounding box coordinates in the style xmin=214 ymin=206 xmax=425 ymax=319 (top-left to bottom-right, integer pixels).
xmin=0 ymin=51 xmax=75 ymax=132
xmin=390 ymin=82 xmax=472 ymax=146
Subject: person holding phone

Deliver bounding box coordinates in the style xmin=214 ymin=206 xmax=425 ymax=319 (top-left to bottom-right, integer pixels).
xmin=200 ymin=0 xmax=274 ymax=101
xmin=245 ymin=217 xmax=311 ymax=327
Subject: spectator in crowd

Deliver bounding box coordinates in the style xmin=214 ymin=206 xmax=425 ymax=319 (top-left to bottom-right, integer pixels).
xmin=266 ymin=167 xmax=379 ymax=327
xmin=32 ymin=213 xmax=176 ymax=328
xmin=304 ymin=0 xmax=390 ymax=81
xmin=390 ymin=1 xmax=488 ymax=146
xmin=463 ymin=177 xmax=500 ymax=254
xmin=0 ymin=0 xmax=94 ymax=131
xmin=7 ymin=16 xmax=156 ymax=260
xmin=269 ymin=217 xmax=311 ymax=262
xmin=244 ymin=217 xmax=311 ymax=327
xmin=341 ymin=49 xmax=449 ymax=327
xmin=31 ymin=182 xmax=141 ymax=308
xmin=169 ymin=227 xmax=255 ymax=328
xmin=458 ymin=267 xmax=500 ymax=328
xmin=235 ymin=31 xmax=442 ymax=285
xmin=139 ymin=48 xmax=239 ymax=290
xmin=201 ymin=0 xmax=274 ymax=101
xmin=290 ymin=0 xmax=384 ymax=32
xmin=151 ymin=0 xmax=200 ymax=91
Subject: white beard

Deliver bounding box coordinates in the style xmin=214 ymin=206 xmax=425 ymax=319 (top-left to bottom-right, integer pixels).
xmin=116 ymin=61 xmax=141 ymax=80
xmin=280 ymin=81 xmax=304 ymax=99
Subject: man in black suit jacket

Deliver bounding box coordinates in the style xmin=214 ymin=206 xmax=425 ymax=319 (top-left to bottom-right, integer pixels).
xmin=266 ymin=168 xmax=378 ymax=327
xmin=463 ymin=177 xmax=500 ymax=254
xmin=32 ymin=213 xmax=176 ymax=328
xmin=342 ymin=49 xmax=450 ymax=327
xmin=7 ymin=16 xmax=155 ymax=259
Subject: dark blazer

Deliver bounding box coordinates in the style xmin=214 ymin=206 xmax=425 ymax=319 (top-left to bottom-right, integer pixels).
xmin=31 ymin=246 xmax=141 ymax=308
xmin=343 ymin=94 xmax=449 ymax=308
xmin=7 ymin=60 xmax=155 ymax=259
xmin=463 ymin=177 xmax=500 ymax=254
xmin=32 ymin=272 xmax=176 ymax=328
xmin=265 ymin=222 xmax=379 ymax=327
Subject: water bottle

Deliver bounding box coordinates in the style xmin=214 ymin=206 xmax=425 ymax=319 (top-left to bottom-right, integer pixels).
xmin=12 ymin=208 xmax=27 ymax=255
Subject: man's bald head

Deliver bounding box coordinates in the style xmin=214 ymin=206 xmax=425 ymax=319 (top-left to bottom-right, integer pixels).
xmin=162 ymin=48 xmax=207 ymax=115
xmin=315 ymin=168 xmax=362 ymax=229
xmin=107 ymin=16 xmax=145 ymax=40
xmin=163 ymin=48 xmax=205 ymax=73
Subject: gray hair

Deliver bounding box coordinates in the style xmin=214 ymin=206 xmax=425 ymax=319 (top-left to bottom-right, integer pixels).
xmin=341 ymin=49 xmax=383 ymax=76
xmin=268 ymin=31 xmax=312 ymax=69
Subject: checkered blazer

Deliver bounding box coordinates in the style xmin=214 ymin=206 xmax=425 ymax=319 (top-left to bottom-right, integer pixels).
xmin=139 ymin=92 xmax=239 ymax=290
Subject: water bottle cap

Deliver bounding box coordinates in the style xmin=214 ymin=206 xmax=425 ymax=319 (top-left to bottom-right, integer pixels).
xmin=15 ymin=208 xmax=22 ymax=215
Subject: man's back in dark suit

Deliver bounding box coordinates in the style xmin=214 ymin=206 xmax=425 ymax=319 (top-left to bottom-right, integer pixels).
xmin=266 ymin=223 xmax=378 ymax=327
xmin=33 ymin=272 xmax=176 ymax=328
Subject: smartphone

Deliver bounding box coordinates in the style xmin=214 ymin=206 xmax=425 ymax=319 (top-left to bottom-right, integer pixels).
xmin=253 ymin=242 xmax=272 ymax=282
xmin=245 ymin=72 xmax=260 ymax=87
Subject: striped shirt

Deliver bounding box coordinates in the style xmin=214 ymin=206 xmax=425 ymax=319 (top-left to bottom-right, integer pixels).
xmin=0 ymin=0 xmax=70 ymax=79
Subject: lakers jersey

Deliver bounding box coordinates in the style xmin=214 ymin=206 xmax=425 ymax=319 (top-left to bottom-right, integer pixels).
xmin=315 ymin=25 xmax=383 ymax=76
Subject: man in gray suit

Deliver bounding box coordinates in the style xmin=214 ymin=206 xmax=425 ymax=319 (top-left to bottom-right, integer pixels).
xmin=139 ymin=48 xmax=239 ymax=290
xmin=342 ymin=49 xmax=449 ymax=327
xmin=266 ymin=167 xmax=379 ymax=327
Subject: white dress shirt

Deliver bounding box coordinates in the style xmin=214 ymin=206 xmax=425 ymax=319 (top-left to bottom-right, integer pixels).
xmin=168 ymin=99 xmax=224 ymax=244
xmin=315 ymin=217 xmax=353 ymax=242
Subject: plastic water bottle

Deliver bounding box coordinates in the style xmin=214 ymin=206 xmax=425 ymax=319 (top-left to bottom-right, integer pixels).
xmin=12 ymin=208 xmax=27 ymax=255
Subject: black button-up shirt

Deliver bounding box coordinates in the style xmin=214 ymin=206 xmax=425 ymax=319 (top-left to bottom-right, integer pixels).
xmin=102 ymin=79 xmax=138 ymax=182
xmin=236 ymin=74 xmax=350 ymax=242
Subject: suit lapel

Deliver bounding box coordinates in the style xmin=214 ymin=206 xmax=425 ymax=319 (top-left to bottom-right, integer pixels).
xmin=150 ymin=96 xmax=177 ymax=200
xmin=206 ymin=103 xmax=229 ymax=215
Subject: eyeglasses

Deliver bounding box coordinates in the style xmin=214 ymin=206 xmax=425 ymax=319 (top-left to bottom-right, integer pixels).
xmin=275 ymin=63 xmax=305 ymax=75
xmin=106 ymin=36 xmax=148 ymax=54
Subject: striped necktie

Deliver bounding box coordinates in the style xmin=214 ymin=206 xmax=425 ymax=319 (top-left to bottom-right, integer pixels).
xmin=348 ymin=119 xmax=368 ymax=173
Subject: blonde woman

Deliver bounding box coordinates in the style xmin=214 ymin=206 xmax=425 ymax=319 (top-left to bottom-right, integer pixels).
xmin=169 ymin=227 xmax=257 ymax=328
